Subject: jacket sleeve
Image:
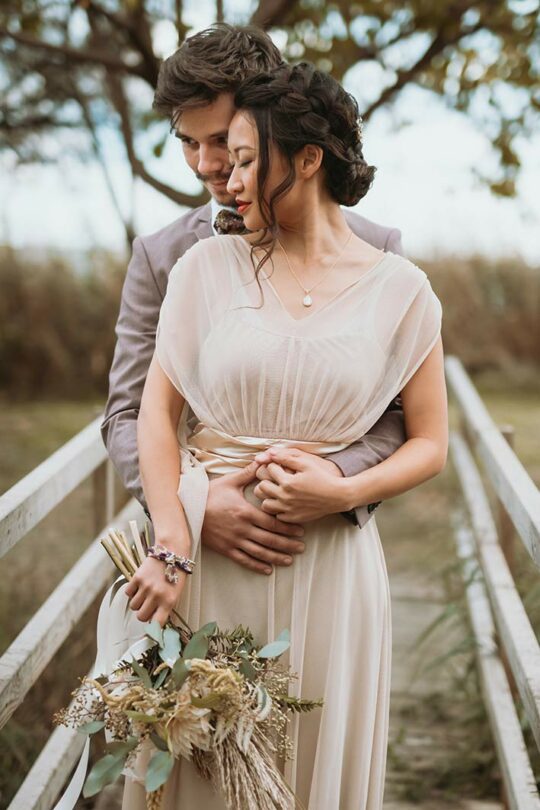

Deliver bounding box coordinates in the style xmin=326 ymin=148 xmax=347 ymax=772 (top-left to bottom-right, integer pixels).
xmin=100 ymin=237 xmax=164 ymax=508
xmin=325 ymin=224 xmax=406 ymax=528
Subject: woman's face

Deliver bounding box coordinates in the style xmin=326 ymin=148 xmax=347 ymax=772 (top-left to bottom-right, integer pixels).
xmin=226 ymin=110 xmax=297 ymax=231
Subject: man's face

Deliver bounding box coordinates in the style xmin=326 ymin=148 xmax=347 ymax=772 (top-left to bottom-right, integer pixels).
xmin=174 ymin=92 xmax=236 ymax=205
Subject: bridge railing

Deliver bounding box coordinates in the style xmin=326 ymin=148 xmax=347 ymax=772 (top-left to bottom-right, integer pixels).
xmin=446 ymin=355 xmax=540 ymax=810
xmin=0 ymin=416 xmax=143 ymax=810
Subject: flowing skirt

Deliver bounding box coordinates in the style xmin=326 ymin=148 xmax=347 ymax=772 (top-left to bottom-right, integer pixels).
xmin=114 ymin=478 xmax=392 ymax=810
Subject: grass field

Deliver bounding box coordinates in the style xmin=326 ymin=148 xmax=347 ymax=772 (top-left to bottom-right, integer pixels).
xmin=0 ymin=378 xmax=538 ymax=807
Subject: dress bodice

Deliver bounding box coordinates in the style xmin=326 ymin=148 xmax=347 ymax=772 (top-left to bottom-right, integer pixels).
xmin=156 ymin=235 xmax=442 ymax=444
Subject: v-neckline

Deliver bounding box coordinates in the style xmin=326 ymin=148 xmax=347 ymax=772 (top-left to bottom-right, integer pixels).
xmin=231 ymin=235 xmax=390 ymax=324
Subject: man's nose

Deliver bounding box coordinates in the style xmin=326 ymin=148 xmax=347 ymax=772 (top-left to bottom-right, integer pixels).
xmin=197 ymin=144 xmax=222 ymax=175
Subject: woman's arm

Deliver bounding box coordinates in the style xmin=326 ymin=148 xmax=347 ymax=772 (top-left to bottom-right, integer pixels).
xmin=338 ymin=337 xmax=448 ymax=509
xmin=124 ymin=353 xmax=191 ymax=626
xmin=252 ymin=338 xmax=447 ymax=522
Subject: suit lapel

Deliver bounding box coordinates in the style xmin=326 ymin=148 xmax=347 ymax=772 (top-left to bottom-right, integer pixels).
xmin=194 ymin=202 xmax=213 ymax=241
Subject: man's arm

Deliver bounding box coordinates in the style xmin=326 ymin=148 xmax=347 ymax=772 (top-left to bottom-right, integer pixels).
xmin=101 ymin=237 xmax=163 ymax=507
xmin=323 ymin=225 xmax=407 ymax=528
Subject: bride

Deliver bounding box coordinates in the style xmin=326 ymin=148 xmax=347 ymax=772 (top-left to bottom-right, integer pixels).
xmin=120 ymin=61 xmax=448 ymax=809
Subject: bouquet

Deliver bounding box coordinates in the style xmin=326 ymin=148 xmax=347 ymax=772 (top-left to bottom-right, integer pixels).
xmin=55 ymin=524 xmax=322 ymax=810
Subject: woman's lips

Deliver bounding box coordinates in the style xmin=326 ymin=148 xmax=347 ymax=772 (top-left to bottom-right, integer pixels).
xmin=236 ymin=202 xmax=251 ymax=214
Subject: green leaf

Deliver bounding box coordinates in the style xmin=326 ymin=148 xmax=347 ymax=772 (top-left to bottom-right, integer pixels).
xmin=181 ymin=621 xmax=217 ymax=661
xmin=106 ymin=737 xmax=139 ymax=756
xmin=83 ymin=753 xmax=126 ymax=797
xmin=191 ymin=692 xmax=221 ymax=709
xmin=130 ymin=657 xmax=153 ymax=688
xmin=125 ymin=710 xmax=160 ymax=723
xmin=78 ymin=720 xmax=105 ymax=735
xmin=146 ymin=621 xmax=164 ymax=646
xmin=256 ymin=629 xmax=290 ymax=659
xmin=145 ymin=750 xmax=174 ymax=792
xmin=150 ymin=731 xmax=169 ymax=752
xmin=171 ymin=657 xmax=191 ymax=689
xmin=159 ymin=627 xmax=181 ymax=666
xmin=153 ymin=668 xmax=169 ymax=689
xmin=238 ymin=652 xmax=257 ymax=681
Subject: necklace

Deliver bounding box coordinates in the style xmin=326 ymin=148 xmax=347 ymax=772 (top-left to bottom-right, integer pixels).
xmin=276 ymin=231 xmax=353 ymax=307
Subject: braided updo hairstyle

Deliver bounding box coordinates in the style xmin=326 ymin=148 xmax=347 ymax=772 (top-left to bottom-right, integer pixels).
xmin=234 ymin=61 xmax=376 ymax=226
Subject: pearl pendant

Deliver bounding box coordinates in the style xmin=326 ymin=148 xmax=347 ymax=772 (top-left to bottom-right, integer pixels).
xmin=303 ymin=294 xmax=313 ymax=307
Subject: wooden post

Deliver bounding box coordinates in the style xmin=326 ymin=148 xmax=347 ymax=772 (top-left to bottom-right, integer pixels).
xmin=498 ymin=425 xmax=516 ymax=575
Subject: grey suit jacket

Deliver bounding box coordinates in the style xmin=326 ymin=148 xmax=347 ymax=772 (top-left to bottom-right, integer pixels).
xmin=101 ymin=203 xmax=406 ymax=527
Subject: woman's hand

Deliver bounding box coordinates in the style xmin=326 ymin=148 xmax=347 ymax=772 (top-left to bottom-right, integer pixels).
xmin=124 ymin=556 xmax=188 ymax=627
xmin=253 ymin=448 xmax=352 ymax=523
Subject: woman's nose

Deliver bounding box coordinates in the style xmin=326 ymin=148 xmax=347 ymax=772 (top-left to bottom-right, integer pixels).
xmin=226 ymin=165 xmax=243 ymax=195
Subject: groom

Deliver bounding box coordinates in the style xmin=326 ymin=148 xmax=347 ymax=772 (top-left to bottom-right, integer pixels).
xmin=101 ymin=23 xmax=406 ymax=575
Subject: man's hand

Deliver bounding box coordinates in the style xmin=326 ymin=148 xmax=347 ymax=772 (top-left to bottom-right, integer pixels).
xmin=201 ymin=461 xmax=306 ymax=575
xmin=253 ymin=448 xmax=351 ymax=523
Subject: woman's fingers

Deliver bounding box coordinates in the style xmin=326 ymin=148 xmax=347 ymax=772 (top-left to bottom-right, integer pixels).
xmin=136 ymin=595 xmax=158 ymax=623
xmin=129 ymin=587 xmax=146 ymax=612
xmin=254 ymin=479 xmax=281 ymax=500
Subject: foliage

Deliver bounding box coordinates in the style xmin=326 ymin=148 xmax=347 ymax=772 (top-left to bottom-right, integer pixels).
xmin=1 ymin=0 xmax=538 ymax=239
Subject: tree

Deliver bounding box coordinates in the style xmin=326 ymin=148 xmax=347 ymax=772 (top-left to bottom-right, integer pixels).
xmin=1 ymin=0 xmax=537 ymax=241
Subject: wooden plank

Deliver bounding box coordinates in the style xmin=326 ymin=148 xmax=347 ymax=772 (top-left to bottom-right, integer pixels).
xmin=7 ymin=716 xmax=86 ymax=810
xmin=450 ymin=432 xmax=540 ymax=753
xmin=0 ymin=499 xmax=143 ymax=729
xmin=453 ymin=512 xmax=540 ymax=810
xmin=0 ymin=416 xmax=107 ymax=559
xmin=445 ymin=356 xmax=540 ymax=567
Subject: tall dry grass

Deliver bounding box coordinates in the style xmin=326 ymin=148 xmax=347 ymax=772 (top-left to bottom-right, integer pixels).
xmin=0 ymin=246 xmax=538 ymax=399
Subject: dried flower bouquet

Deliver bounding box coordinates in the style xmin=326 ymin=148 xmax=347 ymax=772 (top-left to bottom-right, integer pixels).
xmin=55 ymin=524 xmax=322 ymax=810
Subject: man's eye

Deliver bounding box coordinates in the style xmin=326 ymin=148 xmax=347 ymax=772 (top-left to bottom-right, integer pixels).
xmin=180 ymin=138 xmax=196 ymax=147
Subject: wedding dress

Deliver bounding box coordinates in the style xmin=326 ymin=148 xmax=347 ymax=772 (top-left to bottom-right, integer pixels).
xmin=101 ymin=234 xmax=442 ymax=809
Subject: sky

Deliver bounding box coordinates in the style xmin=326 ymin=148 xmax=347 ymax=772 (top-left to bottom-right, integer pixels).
xmin=1 ymin=2 xmax=539 ymax=264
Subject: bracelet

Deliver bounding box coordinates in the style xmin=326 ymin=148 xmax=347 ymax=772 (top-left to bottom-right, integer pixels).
xmin=147 ymin=544 xmax=196 ymax=583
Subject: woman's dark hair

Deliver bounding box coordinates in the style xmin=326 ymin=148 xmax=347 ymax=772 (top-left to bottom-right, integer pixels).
xmin=153 ymin=24 xmax=284 ymax=124
xmin=234 ymin=62 xmax=376 ymax=276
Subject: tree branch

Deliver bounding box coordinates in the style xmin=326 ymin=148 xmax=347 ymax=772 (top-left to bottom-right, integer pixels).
xmin=0 ymin=27 xmax=145 ymax=77
xmin=361 ymin=20 xmax=483 ymax=120
xmin=106 ymin=73 xmax=208 ymax=208
xmin=250 ymin=0 xmax=296 ymax=29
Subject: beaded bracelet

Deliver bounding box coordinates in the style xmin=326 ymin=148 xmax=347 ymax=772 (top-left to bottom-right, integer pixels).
xmin=147 ymin=544 xmax=196 ymax=584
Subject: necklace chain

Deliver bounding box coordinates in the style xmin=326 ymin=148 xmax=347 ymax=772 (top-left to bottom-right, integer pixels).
xmin=276 ymin=231 xmax=353 ymax=307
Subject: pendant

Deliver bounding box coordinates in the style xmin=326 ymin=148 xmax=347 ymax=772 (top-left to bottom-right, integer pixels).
xmin=303 ymin=294 xmax=313 ymax=307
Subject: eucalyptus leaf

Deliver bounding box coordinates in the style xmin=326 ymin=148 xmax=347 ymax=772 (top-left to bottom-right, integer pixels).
xmin=153 ymin=668 xmax=169 ymax=689
xmin=150 ymin=731 xmax=169 ymax=752
xmin=125 ymin=710 xmax=160 ymax=723
xmin=183 ymin=632 xmax=209 ymax=661
xmin=83 ymin=753 xmax=126 ymax=797
xmin=78 ymin=720 xmax=105 ymax=735
xmin=146 ymin=620 xmax=164 ymax=646
xmin=159 ymin=627 xmax=181 ymax=667
xmin=171 ymin=657 xmax=191 ymax=689
xmin=130 ymin=657 xmax=152 ymax=688
xmin=106 ymin=737 xmax=139 ymax=756
xmin=256 ymin=629 xmax=290 ymax=659
xmin=145 ymin=750 xmax=175 ymax=792
xmin=191 ymin=692 xmax=221 ymax=709
xmin=238 ymin=652 xmax=257 ymax=681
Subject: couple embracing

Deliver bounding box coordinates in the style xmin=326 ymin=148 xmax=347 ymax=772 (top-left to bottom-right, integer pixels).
xmin=100 ymin=22 xmax=448 ymax=810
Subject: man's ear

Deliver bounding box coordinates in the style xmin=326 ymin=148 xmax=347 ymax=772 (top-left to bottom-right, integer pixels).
xmin=296 ymin=144 xmax=323 ymax=179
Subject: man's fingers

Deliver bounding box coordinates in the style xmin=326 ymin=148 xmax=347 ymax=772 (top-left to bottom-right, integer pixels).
xmin=229 ymin=548 xmax=273 ymax=575
xmin=240 ymin=539 xmax=294 ymax=567
xmin=229 ymin=460 xmax=260 ymax=488
xmin=263 ymin=462 xmax=291 ymax=485
xmin=254 ymin=479 xmax=281 ymax=500
xmin=248 ymin=526 xmax=305 ymax=555
xmin=250 ymin=507 xmax=304 ymax=537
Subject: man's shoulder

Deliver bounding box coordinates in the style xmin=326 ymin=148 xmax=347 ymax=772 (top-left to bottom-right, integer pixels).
xmin=136 ymin=203 xmax=213 ymax=277
xmin=344 ymin=209 xmax=403 ymax=254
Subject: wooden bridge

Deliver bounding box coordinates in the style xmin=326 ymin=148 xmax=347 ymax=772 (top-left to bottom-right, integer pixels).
xmin=0 ymin=356 xmax=539 ymax=809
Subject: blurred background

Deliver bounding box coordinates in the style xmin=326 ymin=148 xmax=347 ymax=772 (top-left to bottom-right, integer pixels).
xmin=0 ymin=1 xmax=539 ymax=808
